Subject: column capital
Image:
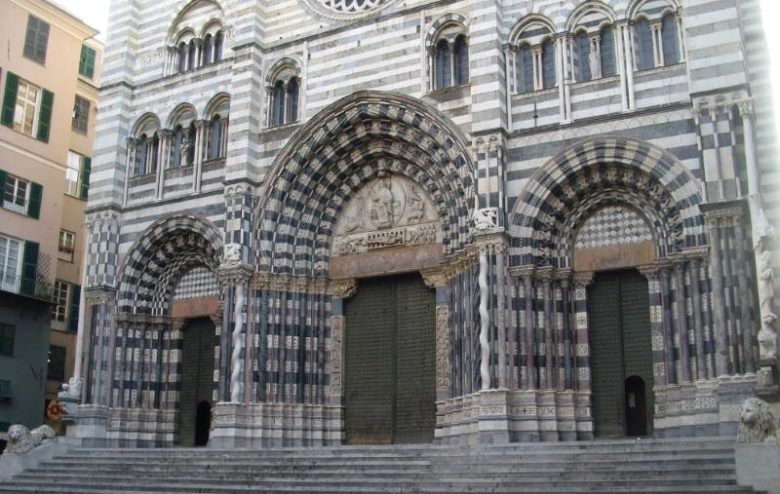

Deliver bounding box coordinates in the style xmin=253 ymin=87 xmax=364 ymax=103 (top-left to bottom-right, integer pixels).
xmin=421 ymin=268 xmax=448 ymax=289
xmin=215 ymin=264 xmax=253 ymax=285
xmin=573 ymin=271 xmax=593 ymax=288
xmin=329 ymin=278 xmax=357 ymax=299
xmin=735 ymin=98 xmax=753 ymax=117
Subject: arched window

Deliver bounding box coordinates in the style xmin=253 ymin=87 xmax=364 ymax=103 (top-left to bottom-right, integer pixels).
xmin=661 ymin=14 xmax=680 ymax=65
xmin=271 ymin=80 xmax=286 ymax=127
xmin=574 ymin=31 xmax=591 ymax=82
xmin=208 ymin=116 xmax=224 ymax=160
xmin=285 ymin=78 xmax=299 ymax=124
xmin=187 ymin=40 xmax=197 ymax=71
xmin=178 ymin=42 xmax=187 ymax=73
xmin=434 ymin=39 xmax=451 ymax=90
xmin=600 ymin=25 xmax=616 ymax=76
xmin=202 ymin=34 xmax=213 ymax=65
xmin=186 ymin=122 xmax=196 ymax=166
xmin=516 ymin=45 xmax=534 ymax=94
xmin=149 ymin=133 xmax=159 ymax=173
xmin=430 ymin=23 xmax=469 ymax=91
xmin=542 ymin=38 xmax=556 ymax=89
xmin=135 ymin=134 xmax=148 ymax=176
xmin=214 ymin=31 xmax=223 ymax=62
xmin=453 ymin=35 xmax=469 ymax=85
xmin=171 ymin=126 xmax=184 ymax=168
xmin=635 ymin=18 xmax=654 ymax=70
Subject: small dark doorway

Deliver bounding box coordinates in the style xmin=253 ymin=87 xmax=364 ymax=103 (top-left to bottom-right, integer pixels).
xmin=176 ymin=317 xmax=215 ymax=446
xmin=625 ymin=376 xmax=648 ymax=436
xmin=344 ymin=273 xmax=436 ymax=444
xmin=195 ymin=401 xmax=211 ymax=446
xmin=588 ymin=269 xmax=654 ymax=438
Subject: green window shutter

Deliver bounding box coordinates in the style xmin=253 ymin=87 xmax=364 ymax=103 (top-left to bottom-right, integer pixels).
xmin=67 ymin=284 xmax=81 ymax=332
xmin=79 ymin=45 xmax=95 ymax=78
xmin=20 ymin=241 xmax=39 ymax=297
xmin=36 ymin=89 xmax=53 ymax=142
xmin=1 ymin=72 xmax=19 ymax=128
xmin=0 ymin=169 xmax=6 ymax=201
xmin=79 ymin=157 xmax=91 ymax=200
xmin=27 ymin=181 xmax=42 ymax=219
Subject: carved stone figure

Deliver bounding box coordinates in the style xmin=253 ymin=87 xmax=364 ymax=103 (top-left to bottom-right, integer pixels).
xmin=369 ymin=178 xmax=396 ymax=229
xmin=179 ymin=131 xmax=191 ymax=168
xmin=473 ymin=207 xmax=499 ymax=232
xmin=59 ymin=376 xmax=82 ymax=400
xmin=736 ymin=397 xmax=778 ymax=444
xmin=756 ymin=239 xmax=777 ymax=327
xmin=2 ymin=424 xmax=56 ymax=454
xmin=758 ymin=324 xmax=777 ymax=361
xmin=222 ymin=243 xmax=241 ymax=266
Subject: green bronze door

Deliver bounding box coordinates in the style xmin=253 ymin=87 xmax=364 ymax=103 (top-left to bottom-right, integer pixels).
xmin=588 ymin=270 xmax=653 ymax=438
xmin=344 ymin=274 xmax=435 ymax=444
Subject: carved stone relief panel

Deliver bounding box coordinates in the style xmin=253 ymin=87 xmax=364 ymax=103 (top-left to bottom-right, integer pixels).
xmin=332 ymin=174 xmax=440 ymax=256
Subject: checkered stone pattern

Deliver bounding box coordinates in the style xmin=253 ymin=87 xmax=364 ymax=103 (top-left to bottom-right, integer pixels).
xmin=256 ymin=92 xmax=475 ymax=275
xmin=117 ymin=215 xmax=224 ymax=314
xmin=574 ymin=206 xmax=653 ymax=249
xmin=85 ymin=210 xmax=121 ymax=290
xmin=509 ymin=138 xmax=706 ymax=268
xmin=173 ymin=267 xmax=221 ymax=300
xmin=225 ymin=186 xmax=255 ymax=264
xmin=252 ymin=287 xmax=331 ymax=405
xmin=698 ymin=104 xmax=749 ymax=202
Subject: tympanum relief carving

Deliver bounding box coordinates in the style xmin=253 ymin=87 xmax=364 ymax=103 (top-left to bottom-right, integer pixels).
xmin=332 ymin=174 xmax=440 ymax=255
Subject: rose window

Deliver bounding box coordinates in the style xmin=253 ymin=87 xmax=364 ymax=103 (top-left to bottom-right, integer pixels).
xmin=304 ymin=0 xmax=398 ymax=19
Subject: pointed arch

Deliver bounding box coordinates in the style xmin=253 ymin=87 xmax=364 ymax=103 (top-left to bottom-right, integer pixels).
xmin=254 ymin=90 xmax=475 ymax=276
xmin=508 ymin=137 xmax=706 ymax=267
xmin=117 ymin=214 xmax=223 ymax=314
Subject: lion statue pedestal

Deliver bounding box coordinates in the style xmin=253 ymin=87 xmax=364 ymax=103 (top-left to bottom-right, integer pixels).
xmin=0 ymin=424 xmax=67 ymax=481
xmin=734 ymin=397 xmax=780 ymax=494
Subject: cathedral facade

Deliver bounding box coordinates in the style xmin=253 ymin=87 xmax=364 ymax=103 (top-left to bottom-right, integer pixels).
xmin=70 ymin=0 xmax=780 ymax=447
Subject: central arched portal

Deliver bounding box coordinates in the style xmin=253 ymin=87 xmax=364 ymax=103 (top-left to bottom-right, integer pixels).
xmin=344 ymin=273 xmax=436 ymax=444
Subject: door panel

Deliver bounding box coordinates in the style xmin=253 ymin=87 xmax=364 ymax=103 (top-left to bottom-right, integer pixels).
xmin=394 ymin=276 xmax=435 ymax=444
xmin=345 ymin=279 xmax=395 ymax=444
xmin=588 ymin=270 xmax=652 ymax=438
xmin=177 ymin=317 xmax=215 ymax=446
xmin=344 ymin=274 xmax=435 ymax=444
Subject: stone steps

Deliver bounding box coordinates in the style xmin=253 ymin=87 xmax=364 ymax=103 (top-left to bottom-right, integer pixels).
xmin=0 ymin=436 xmax=763 ymax=493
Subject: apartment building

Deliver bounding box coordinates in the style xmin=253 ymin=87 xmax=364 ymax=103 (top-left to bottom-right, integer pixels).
xmin=0 ymin=0 xmax=101 ymax=433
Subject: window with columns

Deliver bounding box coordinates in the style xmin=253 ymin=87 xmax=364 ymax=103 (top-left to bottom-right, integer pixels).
xmin=571 ymin=24 xmax=617 ymax=83
xmin=430 ymin=24 xmax=469 ymax=90
xmin=633 ymin=11 xmax=682 ymax=71
xmin=509 ymin=19 xmax=557 ymax=95
xmin=133 ymin=133 xmax=160 ymax=177
xmin=268 ymin=75 xmax=300 ymax=128
xmin=173 ymin=27 xmax=224 ymax=74
xmin=206 ymin=115 xmax=228 ymax=161
xmin=514 ymin=38 xmax=557 ymax=94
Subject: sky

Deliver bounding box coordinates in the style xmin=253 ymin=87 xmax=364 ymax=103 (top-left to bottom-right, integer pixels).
xmin=54 ymin=0 xmax=780 ymax=142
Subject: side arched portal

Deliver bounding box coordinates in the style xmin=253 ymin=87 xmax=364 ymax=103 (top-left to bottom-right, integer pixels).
xmin=106 ymin=215 xmax=224 ymax=446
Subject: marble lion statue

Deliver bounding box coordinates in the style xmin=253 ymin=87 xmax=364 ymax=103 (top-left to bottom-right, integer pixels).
xmin=736 ymin=397 xmax=778 ymax=444
xmin=2 ymin=424 xmax=56 ymax=454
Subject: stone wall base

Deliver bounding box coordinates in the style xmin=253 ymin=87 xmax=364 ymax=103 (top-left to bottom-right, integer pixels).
xmin=435 ymin=389 xmax=593 ymax=444
xmin=66 ymin=405 xmax=175 ymax=447
xmin=209 ymin=403 xmax=343 ymax=447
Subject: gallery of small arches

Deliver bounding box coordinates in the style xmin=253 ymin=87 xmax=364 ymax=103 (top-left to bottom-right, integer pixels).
xmin=151 ymin=0 xmax=684 ymax=127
